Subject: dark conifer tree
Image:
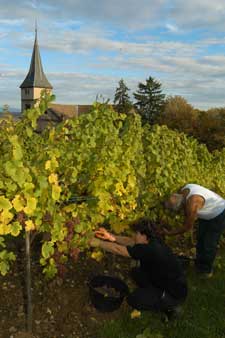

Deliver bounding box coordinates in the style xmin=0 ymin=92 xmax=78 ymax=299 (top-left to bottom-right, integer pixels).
xmin=114 ymin=79 xmax=133 ymax=114
xmin=134 ymin=76 xmax=165 ymax=124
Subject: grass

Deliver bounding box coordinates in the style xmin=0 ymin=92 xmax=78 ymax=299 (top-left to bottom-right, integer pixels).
xmin=98 ymin=253 xmax=225 ymax=338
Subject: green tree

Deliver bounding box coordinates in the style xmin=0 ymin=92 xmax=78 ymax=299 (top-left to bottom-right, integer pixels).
xmin=193 ymin=108 xmax=225 ymax=151
xmin=158 ymin=95 xmax=197 ymax=134
xmin=134 ymin=76 xmax=165 ymax=124
xmin=114 ymin=79 xmax=133 ymax=114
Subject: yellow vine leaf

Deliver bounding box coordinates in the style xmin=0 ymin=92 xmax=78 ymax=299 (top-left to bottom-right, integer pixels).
xmin=52 ymin=185 xmax=61 ymax=201
xmin=130 ymin=309 xmax=141 ymax=319
xmin=91 ymin=250 xmax=103 ymax=262
xmin=111 ymin=221 xmax=129 ymax=234
xmin=24 ymin=183 xmax=35 ymax=192
xmin=57 ymin=242 xmax=68 ymax=253
xmin=13 ymin=146 xmax=23 ymax=161
xmin=11 ymin=221 xmax=22 ymax=237
xmin=45 ymin=156 xmax=59 ymax=171
xmin=24 ymin=197 xmax=37 ymax=215
xmin=63 ymin=205 xmax=76 ymax=213
xmin=0 ymin=196 xmax=12 ymax=211
xmin=12 ymin=195 xmax=25 ymax=212
xmin=8 ymin=135 xmax=18 ymax=145
xmin=0 ymin=210 xmax=14 ymax=225
xmin=45 ymin=160 xmax=51 ymax=170
xmin=72 ymin=211 xmax=78 ymax=218
xmin=25 ymin=220 xmax=36 ymax=232
xmin=26 ymin=127 xmax=33 ymax=137
xmin=48 ymin=173 xmax=58 ymax=184
xmin=115 ymin=182 xmax=126 ymax=196
xmin=0 ymin=224 xmax=11 ymax=235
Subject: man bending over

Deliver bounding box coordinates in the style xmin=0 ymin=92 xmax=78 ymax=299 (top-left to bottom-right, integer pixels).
xmin=164 ymin=183 xmax=225 ymax=277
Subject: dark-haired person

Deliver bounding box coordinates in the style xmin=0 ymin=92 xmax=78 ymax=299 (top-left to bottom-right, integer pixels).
xmin=164 ymin=183 xmax=225 ymax=277
xmin=89 ymin=219 xmax=187 ymax=317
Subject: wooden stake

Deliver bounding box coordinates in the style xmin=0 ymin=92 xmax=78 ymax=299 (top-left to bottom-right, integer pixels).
xmin=25 ymin=230 xmax=32 ymax=332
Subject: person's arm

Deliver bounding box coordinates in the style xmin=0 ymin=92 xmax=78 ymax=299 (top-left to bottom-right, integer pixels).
xmin=89 ymin=238 xmax=130 ymax=257
xmin=163 ymin=195 xmax=203 ymax=236
xmin=114 ymin=235 xmax=135 ymax=246
xmin=95 ymin=227 xmax=135 ymax=246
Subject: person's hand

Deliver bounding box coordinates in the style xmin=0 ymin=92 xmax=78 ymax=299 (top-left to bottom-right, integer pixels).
xmin=95 ymin=227 xmax=116 ymax=242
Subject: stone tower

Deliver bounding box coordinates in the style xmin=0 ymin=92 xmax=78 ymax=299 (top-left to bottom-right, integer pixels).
xmin=20 ymin=28 xmax=53 ymax=112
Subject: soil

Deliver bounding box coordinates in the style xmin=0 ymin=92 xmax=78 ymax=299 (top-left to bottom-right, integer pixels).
xmin=0 ymin=247 xmax=135 ymax=338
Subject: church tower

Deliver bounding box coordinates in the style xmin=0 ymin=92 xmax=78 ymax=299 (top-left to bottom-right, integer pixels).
xmin=20 ymin=27 xmax=53 ymax=112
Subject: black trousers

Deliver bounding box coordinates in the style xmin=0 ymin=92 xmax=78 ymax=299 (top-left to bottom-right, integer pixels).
xmin=127 ymin=267 xmax=186 ymax=312
xmin=196 ymin=209 xmax=225 ymax=273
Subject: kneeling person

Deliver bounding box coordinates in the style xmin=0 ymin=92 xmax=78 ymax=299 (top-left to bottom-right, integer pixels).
xmin=90 ymin=218 xmax=187 ymax=315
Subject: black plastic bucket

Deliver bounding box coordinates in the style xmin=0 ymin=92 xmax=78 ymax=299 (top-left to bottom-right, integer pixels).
xmin=89 ymin=275 xmax=129 ymax=312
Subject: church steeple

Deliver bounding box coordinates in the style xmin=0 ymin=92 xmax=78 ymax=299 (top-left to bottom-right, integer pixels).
xmin=20 ymin=27 xmax=52 ymax=89
xmin=20 ymin=26 xmax=53 ymax=112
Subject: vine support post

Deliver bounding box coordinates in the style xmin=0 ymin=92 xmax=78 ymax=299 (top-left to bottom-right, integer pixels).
xmin=25 ymin=230 xmax=32 ymax=332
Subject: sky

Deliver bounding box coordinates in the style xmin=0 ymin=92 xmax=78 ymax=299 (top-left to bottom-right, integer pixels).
xmin=1 ymin=0 xmax=225 ymax=110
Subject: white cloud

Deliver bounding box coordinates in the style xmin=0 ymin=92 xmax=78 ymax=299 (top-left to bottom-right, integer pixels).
xmin=165 ymin=23 xmax=179 ymax=33
xmin=170 ymin=0 xmax=225 ymax=30
xmin=1 ymin=0 xmax=225 ymax=33
xmin=0 ymin=19 xmax=25 ymax=26
xmin=0 ymin=0 xmax=167 ymax=30
xmin=13 ymin=26 xmax=198 ymax=59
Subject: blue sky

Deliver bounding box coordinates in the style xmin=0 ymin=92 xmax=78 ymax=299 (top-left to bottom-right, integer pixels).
xmin=1 ymin=0 xmax=225 ymax=110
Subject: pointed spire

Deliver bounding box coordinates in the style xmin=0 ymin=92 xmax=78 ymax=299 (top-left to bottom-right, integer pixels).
xmin=35 ymin=19 xmax=37 ymax=37
xmin=20 ymin=24 xmax=52 ymax=89
xmin=35 ymin=19 xmax=38 ymax=42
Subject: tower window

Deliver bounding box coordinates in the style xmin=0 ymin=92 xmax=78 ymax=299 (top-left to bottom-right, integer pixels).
xmin=25 ymin=104 xmax=31 ymax=110
xmin=25 ymin=89 xmax=30 ymax=95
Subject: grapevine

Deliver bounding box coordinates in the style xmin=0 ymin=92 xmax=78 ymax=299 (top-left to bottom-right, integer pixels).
xmin=0 ymin=92 xmax=224 ymax=278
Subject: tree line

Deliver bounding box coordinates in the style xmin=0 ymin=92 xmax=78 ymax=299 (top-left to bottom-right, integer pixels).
xmin=1 ymin=77 xmax=225 ymax=152
xmin=113 ymin=77 xmax=225 ymax=151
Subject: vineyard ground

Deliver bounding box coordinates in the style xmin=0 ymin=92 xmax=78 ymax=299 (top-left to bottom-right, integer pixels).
xmin=1 ymin=242 xmax=225 ymax=338
xmin=0 ymin=246 xmax=133 ymax=338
